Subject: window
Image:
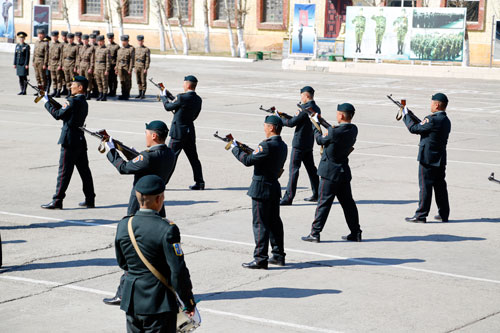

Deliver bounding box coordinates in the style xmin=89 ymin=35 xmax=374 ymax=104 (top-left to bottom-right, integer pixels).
xmin=257 ymin=0 xmax=288 ymax=30
xmin=123 ymin=0 xmax=148 ymax=24
xmin=79 ymin=0 xmax=104 ymax=21
xmin=441 ymin=0 xmax=485 ymax=30
xmin=126 ymin=0 xmax=144 ymax=17
xmin=168 ymin=0 xmax=188 ymax=18
xmin=84 ymin=0 xmax=101 ymax=14
xmin=44 ymin=0 xmax=61 ymax=13
xmin=215 ymin=0 xmax=235 ymax=21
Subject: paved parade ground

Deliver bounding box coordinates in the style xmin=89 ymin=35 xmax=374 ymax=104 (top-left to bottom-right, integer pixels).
xmin=0 ymin=53 xmax=499 ymax=332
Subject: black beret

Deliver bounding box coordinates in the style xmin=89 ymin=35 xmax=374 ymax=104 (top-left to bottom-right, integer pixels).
xmin=97 ymin=35 xmax=105 ymax=41
xmin=432 ymin=93 xmax=448 ymax=104
xmin=89 ymin=34 xmax=96 ymax=39
xmin=61 ymin=31 xmax=68 ymax=36
xmin=93 ymin=30 xmax=100 ymax=35
xmin=184 ymin=75 xmax=198 ymax=83
xmin=36 ymin=28 xmax=45 ymax=34
xmin=67 ymin=33 xmax=75 ymax=38
xmin=145 ymin=120 xmax=169 ymax=136
xmin=72 ymin=75 xmax=89 ymax=89
xmin=121 ymin=35 xmax=129 ymax=41
xmin=51 ymin=30 xmax=59 ymax=36
xmin=106 ymin=32 xmax=114 ymax=38
xmin=337 ymin=103 xmax=355 ymax=113
xmin=137 ymin=35 xmax=144 ymax=41
xmin=17 ymin=31 xmax=27 ymax=38
xmin=264 ymin=115 xmax=283 ymax=127
xmin=300 ymin=86 xmax=315 ymax=95
xmin=75 ymin=31 xmax=82 ymax=37
xmin=82 ymin=34 xmax=89 ymax=40
xmin=135 ymin=175 xmax=165 ymax=195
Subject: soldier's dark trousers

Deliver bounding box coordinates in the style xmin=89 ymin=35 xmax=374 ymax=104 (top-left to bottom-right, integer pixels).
xmin=52 ymin=145 xmax=95 ymax=203
xmin=108 ymin=65 xmax=117 ymax=94
xmin=311 ymin=177 xmax=360 ymax=236
xmin=18 ymin=76 xmax=27 ymax=93
xmin=252 ymin=198 xmax=285 ymax=263
xmin=126 ymin=312 xmax=176 ymax=333
xmin=415 ymin=163 xmax=449 ymax=220
xmin=282 ymin=148 xmax=319 ymax=202
xmin=168 ymin=137 xmax=204 ymax=184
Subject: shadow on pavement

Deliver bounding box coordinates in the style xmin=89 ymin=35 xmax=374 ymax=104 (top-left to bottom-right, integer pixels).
xmin=272 ymin=257 xmax=426 ymax=271
xmin=63 ymin=200 xmax=218 ymax=210
xmin=196 ymin=287 xmax=342 ymax=301
xmin=321 ymin=234 xmax=486 ymax=243
xmin=427 ymin=218 xmax=500 ymax=224
xmin=0 ymin=219 xmax=118 ymax=230
xmin=0 ymin=240 xmax=27 ymax=244
xmin=166 ymin=187 xmax=307 ymax=192
xmin=3 ymin=258 xmax=117 ymax=272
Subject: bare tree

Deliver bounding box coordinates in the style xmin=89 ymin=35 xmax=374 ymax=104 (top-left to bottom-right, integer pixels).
xmin=104 ymin=0 xmax=113 ymax=33
xmin=114 ymin=0 xmax=125 ymax=36
xmin=62 ymin=0 xmax=71 ymax=32
xmin=224 ymin=0 xmax=237 ymax=57
xmin=235 ymin=0 xmax=248 ymax=58
xmin=161 ymin=1 xmax=178 ymax=54
xmin=203 ymin=0 xmax=211 ymax=53
xmin=175 ymin=0 xmax=189 ymax=55
xmin=154 ymin=0 xmax=167 ymax=51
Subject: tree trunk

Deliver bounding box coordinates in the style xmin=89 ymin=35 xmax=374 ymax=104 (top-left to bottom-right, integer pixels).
xmin=115 ymin=0 xmax=124 ymax=36
xmin=462 ymin=29 xmax=469 ymax=67
xmin=235 ymin=0 xmax=247 ymax=58
xmin=203 ymin=0 xmax=211 ymax=53
xmin=155 ymin=0 xmax=166 ymax=51
xmin=175 ymin=0 xmax=189 ymax=55
xmin=161 ymin=1 xmax=178 ymax=53
xmin=224 ymin=0 xmax=237 ymax=57
xmin=62 ymin=0 xmax=71 ymax=32
xmin=104 ymin=0 xmax=113 ymax=33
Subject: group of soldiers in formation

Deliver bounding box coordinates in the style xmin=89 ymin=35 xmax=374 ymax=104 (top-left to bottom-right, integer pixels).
xmin=410 ymin=32 xmax=464 ymax=61
xmin=12 ymin=28 xmax=453 ymax=330
xmin=352 ymin=8 xmax=408 ymax=55
xmin=412 ymin=11 xmax=464 ymax=29
xmin=13 ymin=29 xmax=151 ymax=101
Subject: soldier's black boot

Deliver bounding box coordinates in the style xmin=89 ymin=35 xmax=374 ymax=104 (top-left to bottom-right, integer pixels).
xmin=140 ymin=90 xmax=145 ymax=99
xmin=101 ymin=93 xmax=107 ymax=101
xmin=86 ymin=92 xmax=91 ymax=100
xmin=17 ymin=82 xmax=24 ymax=95
xmin=189 ymin=183 xmax=205 ymax=190
xmin=55 ymin=89 xmax=61 ymax=97
xmin=50 ymin=89 xmax=57 ymax=97
xmin=342 ymin=231 xmax=362 ymax=242
xmin=96 ymin=92 xmax=103 ymax=101
xmin=135 ymin=91 xmax=142 ymax=99
xmin=78 ymin=199 xmax=95 ymax=208
xmin=109 ymin=89 xmax=116 ymax=97
xmin=61 ymin=86 xmax=68 ymax=95
xmin=41 ymin=200 xmax=63 ymax=210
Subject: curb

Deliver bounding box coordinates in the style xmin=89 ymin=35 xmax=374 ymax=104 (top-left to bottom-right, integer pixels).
xmin=151 ymin=54 xmax=255 ymax=63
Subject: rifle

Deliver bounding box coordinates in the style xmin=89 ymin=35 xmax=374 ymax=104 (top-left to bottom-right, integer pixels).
xmin=213 ymin=131 xmax=254 ymax=154
xmin=27 ymin=80 xmax=62 ymax=109
xmin=489 ymin=172 xmax=500 ymax=184
xmin=259 ymin=105 xmax=293 ymax=120
xmin=149 ymin=77 xmax=175 ymax=102
xmin=387 ymin=94 xmax=420 ymax=122
xmin=80 ymin=125 xmax=139 ymax=161
xmin=297 ymin=103 xmax=332 ymax=129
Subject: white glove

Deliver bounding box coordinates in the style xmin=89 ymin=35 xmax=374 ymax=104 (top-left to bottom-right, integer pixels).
xmin=402 ymin=106 xmax=408 ymax=115
xmin=107 ymin=137 xmax=115 ymax=150
xmin=231 ymin=140 xmax=238 ymax=149
xmin=310 ymin=113 xmax=319 ymax=123
xmin=161 ymin=88 xmax=168 ymax=96
xmin=274 ymin=110 xmax=280 ymax=117
xmin=43 ymin=91 xmax=49 ymax=103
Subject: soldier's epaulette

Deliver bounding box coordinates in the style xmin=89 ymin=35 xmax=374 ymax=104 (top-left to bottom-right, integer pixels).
xmin=163 ymin=218 xmax=176 ymax=225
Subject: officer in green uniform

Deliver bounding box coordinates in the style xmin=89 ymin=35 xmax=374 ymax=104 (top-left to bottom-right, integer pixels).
xmin=115 ymin=175 xmax=196 ymax=332
xmin=352 ymin=8 xmax=366 ymax=53
xmin=230 ymin=115 xmax=288 ymax=269
xmin=302 ymin=103 xmax=362 ymax=243
xmin=40 ymin=76 xmax=96 ymax=210
xmin=13 ymin=31 xmax=30 ymax=95
xmin=371 ymin=8 xmax=386 ymax=54
xmin=279 ymin=86 xmax=319 ymax=206
xmin=394 ymin=9 xmax=408 ymax=55
xmin=403 ymin=93 xmax=451 ymax=223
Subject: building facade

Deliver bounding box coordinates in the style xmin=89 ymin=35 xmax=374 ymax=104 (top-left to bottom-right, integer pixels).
xmin=11 ymin=0 xmax=499 ymax=65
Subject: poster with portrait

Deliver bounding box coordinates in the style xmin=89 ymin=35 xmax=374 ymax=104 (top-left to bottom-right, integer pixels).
xmin=0 ymin=0 xmax=15 ymax=39
xmin=291 ymin=4 xmax=316 ymax=56
xmin=33 ymin=5 xmax=51 ymax=37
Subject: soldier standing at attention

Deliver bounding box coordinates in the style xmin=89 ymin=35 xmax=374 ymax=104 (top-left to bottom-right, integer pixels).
xmin=116 ymin=35 xmax=134 ymax=100
xmin=106 ymin=33 xmax=120 ymax=97
xmin=43 ymin=36 xmax=52 ymax=92
xmin=394 ymin=9 xmax=408 ymax=55
xmin=74 ymin=32 xmax=83 ymax=73
xmin=161 ymin=75 xmax=205 ymax=190
xmin=134 ymin=35 xmax=150 ymax=99
xmin=89 ymin=33 xmax=99 ymax=98
xmin=32 ymin=29 xmax=49 ymax=92
xmin=230 ymin=116 xmax=288 ymax=269
xmin=60 ymin=31 xmax=69 ymax=95
xmin=352 ymin=8 xmax=366 ymax=53
xmin=78 ymin=34 xmax=94 ymax=100
xmin=301 ymin=103 xmax=361 ymax=243
xmin=114 ymin=175 xmax=196 ymax=332
xmin=13 ymin=31 xmax=30 ymax=95
xmin=403 ymin=93 xmax=451 ymax=223
xmin=371 ymin=8 xmax=386 ymax=54
xmin=279 ymin=86 xmax=319 ymax=206
xmin=62 ymin=33 xmax=79 ymax=97
xmin=40 ymin=76 xmax=96 ymax=210
xmin=94 ymin=35 xmax=110 ymax=101
xmin=48 ymin=31 xmax=63 ymax=97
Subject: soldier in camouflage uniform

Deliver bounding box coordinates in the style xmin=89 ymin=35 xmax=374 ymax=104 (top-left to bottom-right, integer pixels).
xmin=62 ymin=33 xmax=79 ymax=97
xmin=94 ymin=35 xmax=110 ymax=101
xmin=89 ymin=33 xmax=99 ymax=98
xmin=78 ymin=34 xmax=94 ymax=100
xmin=74 ymin=32 xmax=83 ymax=73
xmin=352 ymin=8 xmax=366 ymax=53
xmin=106 ymin=33 xmax=120 ymax=97
xmin=60 ymin=31 xmax=69 ymax=95
xmin=48 ymin=31 xmax=64 ymax=97
xmin=371 ymin=8 xmax=386 ymax=54
xmin=394 ymin=9 xmax=408 ymax=55
xmin=32 ymin=29 xmax=49 ymax=92
xmin=43 ymin=36 xmax=52 ymax=92
xmin=134 ymin=35 xmax=150 ymax=99
xmin=116 ymin=35 xmax=134 ymax=101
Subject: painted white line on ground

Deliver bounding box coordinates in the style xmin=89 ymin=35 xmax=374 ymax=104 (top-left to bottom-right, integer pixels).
xmin=0 ymin=275 xmax=338 ymax=333
xmin=1 ymin=211 xmax=500 ymax=285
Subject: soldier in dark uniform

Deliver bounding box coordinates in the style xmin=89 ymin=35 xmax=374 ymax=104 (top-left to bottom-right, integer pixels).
xmin=13 ymin=31 xmax=30 ymax=95
xmin=161 ymin=75 xmax=205 ymax=190
xmin=403 ymin=93 xmax=451 ymax=223
xmin=114 ymin=175 xmax=196 ymax=332
xmin=302 ymin=103 xmax=362 ymax=243
xmin=279 ymin=86 xmax=320 ymax=206
xmin=103 ymin=120 xmax=176 ymax=306
xmin=40 ymin=76 xmax=96 ymax=210
xmin=231 ymin=115 xmax=288 ymax=269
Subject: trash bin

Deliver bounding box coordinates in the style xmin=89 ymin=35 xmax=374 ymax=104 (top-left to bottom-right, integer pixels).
xmin=256 ymin=51 xmax=263 ymax=61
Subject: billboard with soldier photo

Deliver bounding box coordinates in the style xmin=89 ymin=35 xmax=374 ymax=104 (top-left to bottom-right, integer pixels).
xmin=344 ymin=6 xmax=466 ymax=62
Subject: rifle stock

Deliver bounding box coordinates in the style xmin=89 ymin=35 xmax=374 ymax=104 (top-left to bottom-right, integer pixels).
xmin=259 ymin=105 xmax=293 ymax=120
xmin=214 ymin=131 xmax=254 ymax=154
xmin=27 ymin=80 xmax=62 ymax=109
xmin=149 ymin=78 xmax=175 ymax=101
xmin=80 ymin=126 xmax=139 ymax=161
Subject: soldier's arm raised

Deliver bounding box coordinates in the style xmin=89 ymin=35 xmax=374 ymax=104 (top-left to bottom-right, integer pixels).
xmin=232 ymin=142 xmax=269 ymax=167
xmin=45 ymin=98 xmax=73 ymax=120
xmin=161 ymin=94 xmax=181 ymax=112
